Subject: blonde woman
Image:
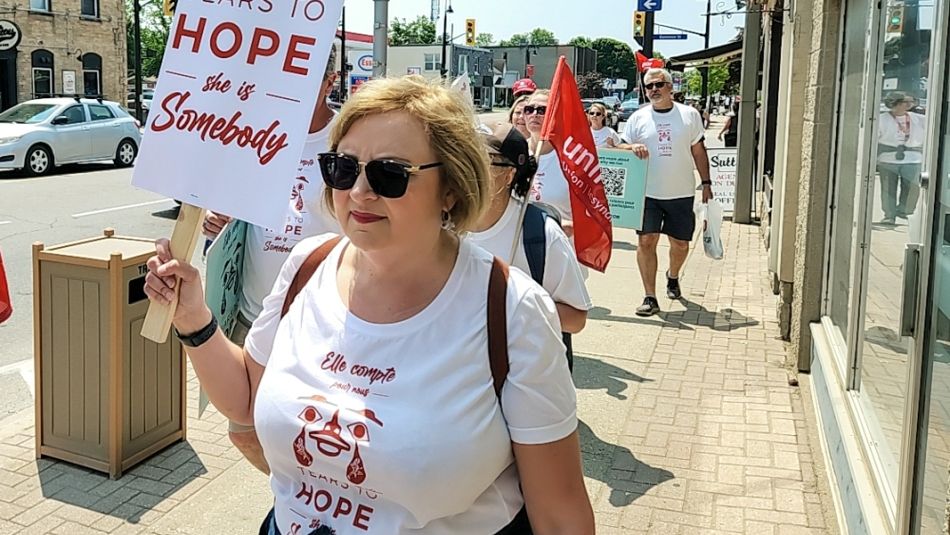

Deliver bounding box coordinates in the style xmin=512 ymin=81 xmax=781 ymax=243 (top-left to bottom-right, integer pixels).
xmin=588 ymin=102 xmax=620 ymax=148
xmin=143 ymin=76 xmax=593 ymax=534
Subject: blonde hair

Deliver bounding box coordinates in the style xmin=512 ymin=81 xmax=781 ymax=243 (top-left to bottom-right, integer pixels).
xmin=325 ymin=76 xmax=490 ymax=233
xmin=588 ymin=102 xmax=608 ymax=126
xmin=508 ymin=94 xmax=529 ymax=123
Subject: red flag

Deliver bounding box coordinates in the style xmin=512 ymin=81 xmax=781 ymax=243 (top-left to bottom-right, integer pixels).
xmin=540 ymin=57 xmax=613 ymax=272
xmin=635 ymin=51 xmax=650 ymax=73
xmin=0 ymin=249 xmax=11 ymax=324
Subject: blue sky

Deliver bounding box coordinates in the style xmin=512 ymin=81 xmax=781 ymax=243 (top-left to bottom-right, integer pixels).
xmin=342 ymin=0 xmax=747 ymax=58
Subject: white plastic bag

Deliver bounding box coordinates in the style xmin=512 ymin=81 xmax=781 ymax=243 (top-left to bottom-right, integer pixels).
xmin=696 ymin=200 xmax=724 ymax=260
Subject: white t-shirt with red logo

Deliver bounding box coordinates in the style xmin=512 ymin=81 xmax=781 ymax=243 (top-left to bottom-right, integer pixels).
xmin=622 ymin=103 xmax=705 ymax=200
xmin=240 ymin=117 xmax=339 ymax=320
xmin=244 ymin=235 xmax=577 ymax=534
xmin=528 ymin=151 xmax=573 ymax=222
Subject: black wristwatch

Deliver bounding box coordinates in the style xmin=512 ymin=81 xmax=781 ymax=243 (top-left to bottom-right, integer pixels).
xmin=701 ymin=181 xmax=713 ymax=187
xmin=175 ymin=316 xmax=218 ymax=347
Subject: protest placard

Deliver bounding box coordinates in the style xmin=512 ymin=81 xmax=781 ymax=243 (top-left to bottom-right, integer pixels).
xmin=598 ymin=148 xmax=648 ymax=230
xmin=132 ymin=0 xmax=343 ymax=342
xmin=133 ymin=0 xmax=343 ymax=230
xmin=708 ymin=148 xmax=737 ymax=214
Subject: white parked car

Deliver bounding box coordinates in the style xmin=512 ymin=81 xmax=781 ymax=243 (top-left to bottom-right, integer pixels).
xmin=0 ymin=97 xmax=141 ymax=176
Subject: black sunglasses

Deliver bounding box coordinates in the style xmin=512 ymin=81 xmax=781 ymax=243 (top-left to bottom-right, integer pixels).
xmin=644 ymin=81 xmax=669 ymax=90
xmin=588 ymin=111 xmax=604 ymax=117
xmin=523 ymin=105 xmax=547 ymax=116
xmin=317 ymin=152 xmax=443 ymax=199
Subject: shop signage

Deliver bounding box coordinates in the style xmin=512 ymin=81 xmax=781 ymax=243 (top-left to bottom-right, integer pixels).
xmin=131 ymin=0 xmax=343 ymax=230
xmin=707 ymin=148 xmax=737 ymax=213
xmin=0 ymin=20 xmax=21 ymax=51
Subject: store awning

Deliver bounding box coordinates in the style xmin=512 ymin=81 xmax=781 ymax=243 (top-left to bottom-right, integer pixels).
xmin=667 ymin=39 xmax=743 ymax=68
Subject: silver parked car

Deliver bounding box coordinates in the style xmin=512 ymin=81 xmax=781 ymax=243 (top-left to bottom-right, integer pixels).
xmin=0 ymin=97 xmax=141 ymax=176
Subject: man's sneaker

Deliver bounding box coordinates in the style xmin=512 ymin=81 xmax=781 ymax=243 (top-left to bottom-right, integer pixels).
xmin=636 ymin=296 xmax=660 ymax=317
xmin=666 ymin=272 xmax=682 ymax=299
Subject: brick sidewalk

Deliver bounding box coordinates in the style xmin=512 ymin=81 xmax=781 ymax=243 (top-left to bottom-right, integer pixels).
xmin=0 ymin=221 xmax=838 ymax=534
xmin=581 ymin=222 xmax=839 ymax=534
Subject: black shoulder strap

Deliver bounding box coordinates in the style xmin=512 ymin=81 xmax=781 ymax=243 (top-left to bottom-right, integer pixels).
xmin=487 ymin=257 xmax=510 ymax=398
xmin=522 ymin=203 xmax=547 ymax=285
xmin=280 ymin=236 xmax=343 ymax=318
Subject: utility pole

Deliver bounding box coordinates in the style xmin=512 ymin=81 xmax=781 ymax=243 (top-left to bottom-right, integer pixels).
xmin=701 ymin=0 xmax=711 ymax=106
xmin=339 ymin=7 xmax=347 ymax=102
xmin=372 ymin=0 xmax=388 ymax=78
xmin=440 ymin=0 xmax=453 ymax=78
xmin=643 ymin=11 xmax=656 ymax=57
xmin=133 ymin=0 xmax=142 ymax=123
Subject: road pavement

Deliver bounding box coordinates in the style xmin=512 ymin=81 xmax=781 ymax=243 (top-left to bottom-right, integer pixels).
xmin=0 ymin=165 xmax=178 ymax=420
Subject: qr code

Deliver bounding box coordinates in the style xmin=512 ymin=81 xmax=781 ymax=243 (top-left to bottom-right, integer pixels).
xmin=602 ymin=166 xmax=626 ymax=197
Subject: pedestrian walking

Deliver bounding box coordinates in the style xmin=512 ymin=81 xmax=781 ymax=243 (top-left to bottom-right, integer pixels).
xmin=587 ymin=102 xmax=620 ymax=148
xmin=617 ymin=68 xmax=712 ymax=316
xmin=718 ymin=102 xmax=740 ymax=147
xmin=508 ymin=94 xmax=531 ymax=140
xmin=143 ymin=75 xmax=594 ymax=535
xmin=877 ymin=91 xmax=925 ymax=225
xmin=199 ymin=48 xmax=340 ymax=474
xmin=524 ymin=90 xmax=575 ymax=237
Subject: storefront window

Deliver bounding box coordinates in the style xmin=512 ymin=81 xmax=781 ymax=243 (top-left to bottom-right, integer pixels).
xmin=82 ymin=53 xmax=101 ymax=96
xmin=825 ymin=0 xmax=872 ymax=345
xmin=855 ymin=0 xmax=937 ymax=508
xmin=31 ymin=50 xmax=53 ymax=98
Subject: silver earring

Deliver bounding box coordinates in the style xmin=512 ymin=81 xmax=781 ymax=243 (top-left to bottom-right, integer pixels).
xmin=440 ymin=210 xmax=455 ymax=231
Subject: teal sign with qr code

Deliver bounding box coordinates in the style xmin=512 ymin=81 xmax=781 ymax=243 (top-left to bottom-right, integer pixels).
xmin=598 ymin=149 xmax=648 ymax=230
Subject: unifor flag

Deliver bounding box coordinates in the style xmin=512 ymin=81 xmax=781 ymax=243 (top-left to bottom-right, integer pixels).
xmin=540 ymin=56 xmax=613 ymax=272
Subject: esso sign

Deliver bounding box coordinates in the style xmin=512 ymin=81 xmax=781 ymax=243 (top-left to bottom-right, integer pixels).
xmin=358 ymin=55 xmax=373 ymax=72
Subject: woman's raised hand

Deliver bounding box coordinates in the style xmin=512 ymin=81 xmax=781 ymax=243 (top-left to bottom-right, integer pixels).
xmin=144 ymin=238 xmax=212 ymax=333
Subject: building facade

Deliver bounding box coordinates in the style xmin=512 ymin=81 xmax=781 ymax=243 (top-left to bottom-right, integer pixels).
xmin=386 ymin=43 xmax=495 ymax=109
xmin=486 ymin=45 xmax=597 ymax=106
xmin=747 ymin=0 xmax=950 ymax=532
xmin=0 ymin=0 xmax=127 ymax=111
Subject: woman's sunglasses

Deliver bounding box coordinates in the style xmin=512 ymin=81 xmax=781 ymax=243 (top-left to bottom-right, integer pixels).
xmin=523 ymin=105 xmax=547 ymax=116
xmin=588 ymin=111 xmax=604 ymax=117
xmin=317 ymin=152 xmax=443 ymax=199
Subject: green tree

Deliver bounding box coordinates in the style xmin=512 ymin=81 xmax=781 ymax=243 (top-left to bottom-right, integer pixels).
xmin=476 ymin=33 xmax=495 ymax=47
xmin=499 ymin=28 xmax=557 ymax=46
xmin=389 ymin=16 xmax=437 ymax=46
xmin=684 ymin=63 xmax=730 ymax=96
xmin=576 ymin=71 xmax=606 ymax=98
xmin=125 ymin=0 xmax=171 ymax=79
xmin=591 ymin=38 xmax=637 ymax=85
xmin=568 ymin=36 xmax=593 ymax=48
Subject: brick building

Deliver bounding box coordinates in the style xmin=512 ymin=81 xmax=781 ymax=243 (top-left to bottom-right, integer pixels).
xmin=0 ymin=0 xmax=127 ymax=111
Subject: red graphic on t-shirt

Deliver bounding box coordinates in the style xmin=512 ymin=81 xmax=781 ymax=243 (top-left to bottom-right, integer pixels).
xmin=657 ymin=125 xmax=672 ymax=143
xmin=294 ymin=396 xmax=383 ymax=485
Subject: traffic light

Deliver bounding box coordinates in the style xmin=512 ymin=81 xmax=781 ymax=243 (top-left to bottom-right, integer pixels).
xmin=886 ymin=6 xmax=904 ymax=33
xmin=465 ymin=19 xmax=476 ymax=47
xmin=163 ymin=0 xmax=177 ymax=16
xmin=633 ymin=11 xmax=646 ymax=37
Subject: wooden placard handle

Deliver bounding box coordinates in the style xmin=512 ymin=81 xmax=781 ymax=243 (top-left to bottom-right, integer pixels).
xmin=140 ymin=203 xmax=205 ymax=343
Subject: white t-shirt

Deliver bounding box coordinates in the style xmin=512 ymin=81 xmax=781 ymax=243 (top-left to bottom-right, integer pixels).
xmin=877 ymin=112 xmax=926 ymax=164
xmin=590 ymin=126 xmax=620 ymax=148
xmin=622 ymin=103 xmax=705 ymax=200
xmin=244 ymin=235 xmax=576 ymax=534
xmin=528 ymin=151 xmax=572 ymax=221
xmin=467 ymin=198 xmax=592 ymax=312
xmin=240 ymin=117 xmax=339 ymax=319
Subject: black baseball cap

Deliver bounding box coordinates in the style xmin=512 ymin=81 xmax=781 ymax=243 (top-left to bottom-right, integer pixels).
xmin=482 ymin=123 xmax=530 ymax=174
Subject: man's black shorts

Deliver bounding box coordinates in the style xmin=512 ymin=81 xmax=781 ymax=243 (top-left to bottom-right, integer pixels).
xmin=637 ymin=196 xmax=696 ymax=241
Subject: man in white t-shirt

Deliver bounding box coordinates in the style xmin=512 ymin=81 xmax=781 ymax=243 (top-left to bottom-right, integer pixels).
xmin=617 ymin=68 xmax=712 ymax=316
xmin=201 ymin=47 xmax=340 ymax=473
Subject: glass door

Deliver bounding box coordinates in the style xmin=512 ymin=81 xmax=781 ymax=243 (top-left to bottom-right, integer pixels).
xmin=847 ymin=0 xmax=942 ymax=526
xmin=911 ymin=0 xmax=950 ymax=531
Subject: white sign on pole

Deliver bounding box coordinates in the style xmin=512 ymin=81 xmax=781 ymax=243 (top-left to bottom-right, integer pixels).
xmin=707 ymin=148 xmax=737 ymax=213
xmin=132 ymin=0 xmax=343 ymax=230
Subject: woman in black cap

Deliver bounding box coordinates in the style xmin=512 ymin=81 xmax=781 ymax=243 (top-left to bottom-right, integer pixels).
xmin=469 ymin=123 xmax=591 ymax=335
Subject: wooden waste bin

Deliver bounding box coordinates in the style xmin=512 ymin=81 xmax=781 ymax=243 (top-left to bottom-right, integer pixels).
xmin=33 ymin=229 xmax=186 ymax=479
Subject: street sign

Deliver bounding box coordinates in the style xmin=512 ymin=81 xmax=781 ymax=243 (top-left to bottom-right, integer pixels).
xmin=655 ymin=34 xmax=687 ymax=40
xmin=637 ymin=0 xmax=662 ymax=12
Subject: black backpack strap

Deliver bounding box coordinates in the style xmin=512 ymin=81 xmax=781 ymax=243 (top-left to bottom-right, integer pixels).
xmin=522 ymin=203 xmax=547 ymax=285
xmin=280 ymin=236 xmax=343 ymax=318
xmin=487 ymin=257 xmax=510 ymax=398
